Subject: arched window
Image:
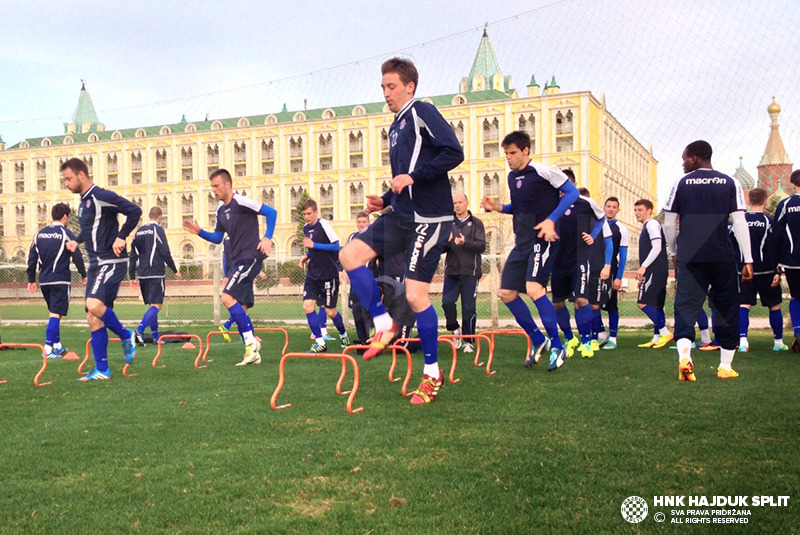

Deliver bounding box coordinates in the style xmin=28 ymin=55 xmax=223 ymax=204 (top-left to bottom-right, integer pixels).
xmin=289 ymin=137 xmax=304 ymax=173
xmin=380 ymin=180 xmax=390 ymax=195
xmin=181 ymin=147 xmax=193 ymax=181
xmin=207 ymin=193 xmax=218 ymax=227
xmin=261 ymin=139 xmax=275 ymax=175
xmin=156 ymin=196 xmax=169 ymax=228
xmin=380 ymin=129 xmax=390 ymax=166
xmin=349 ymin=131 xmax=364 ymax=168
xmin=233 ymin=141 xmax=247 ymax=177
xmin=319 ymin=184 xmax=334 ymax=220
xmin=450 ymin=121 xmax=465 ymax=145
xmin=155 ymin=149 xmax=168 ymax=182
xmin=319 ymin=134 xmax=333 ymax=170
xmin=182 ymin=242 xmax=195 ymax=260
xmin=36 ymin=160 xmax=47 ymax=191
xmin=483 ymin=173 xmax=501 ymax=201
xmin=261 ymin=188 xmax=275 ymax=206
xmin=181 ymin=194 xmax=194 ymax=223
xmin=207 ymin=144 xmax=220 ymax=175
xmin=449 ymin=175 xmax=465 ymax=196
xmin=131 ymin=151 xmax=143 ymax=184
xmin=349 ymin=182 xmax=365 ymax=218
xmin=482 ymin=118 xmax=500 ymax=158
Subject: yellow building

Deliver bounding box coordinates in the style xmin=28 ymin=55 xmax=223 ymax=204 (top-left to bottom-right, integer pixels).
xmin=0 ymin=31 xmax=657 ymax=265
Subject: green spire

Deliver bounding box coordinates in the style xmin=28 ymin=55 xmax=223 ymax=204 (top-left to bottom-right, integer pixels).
xmin=281 ymin=103 xmax=288 ymax=113
xmin=467 ymin=27 xmax=504 ymax=88
xmin=71 ymin=80 xmax=100 ymax=132
xmin=733 ymin=156 xmax=755 ymax=190
xmin=527 ymin=75 xmax=538 ymax=87
xmin=179 ymin=114 xmax=187 ymax=123
xmin=549 ymin=75 xmax=559 ymax=88
xmin=0 ymin=133 xmax=4 ymax=144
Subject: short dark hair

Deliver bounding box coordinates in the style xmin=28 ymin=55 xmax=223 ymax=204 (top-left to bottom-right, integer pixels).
xmin=209 ymin=168 xmax=232 ymax=184
xmin=562 ymin=169 xmax=576 ymax=183
xmin=634 ymin=198 xmax=654 ymax=211
xmin=501 ymin=131 xmax=531 ymax=152
xmin=578 ymin=187 xmax=590 ymax=197
xmin=302 ymin=199 xmax=318 ymax=212
xmin=791 ymin=170 xmax=800 ymax=187
xmin=60 ymin=157 xmax=89 ymax=177
xmin=685 ymin=140 xmax=713 ymax=161
xmin=149 ymin=206 xmax=163 ymax=219
xmin=604 ymin=196 xmax=620 ymax=206
xmin=356 ymin=211 xmax=369 ymax=219
xmin=747 ymin=187 xmax=768 ymax=206
xmin=381 ymin=57 xmax=418 ymax=93
xmin=51 ymin=202 xmax=71 ymax=221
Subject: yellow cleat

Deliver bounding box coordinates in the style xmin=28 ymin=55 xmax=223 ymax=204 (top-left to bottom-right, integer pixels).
xmin=590 ymin=340 xmax=600 ymax=352
xmin=580 ymin=342 xmax=594 ymax=358
xmin=638 ymin=340 xmax=656 ymax=348
xmin=565 ymin=337 xmax=580 ymax=358
xmin=653 ymin=333 xmax=674 ymax=349
xmin=717 ymin=367 xmax=739 ymax=379
xmin=679 ymin=357 xmax=696 ymax=382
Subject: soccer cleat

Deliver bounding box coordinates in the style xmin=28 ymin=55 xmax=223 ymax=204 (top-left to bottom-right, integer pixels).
xmin=451 ymin=328 xmax=463 ymax=349
xmin=699 ymin=342 xmax=720 ymax=351
xmin=340 ymin=332 xmax=351 ymax=347
xmin=565 ymin=337 xmax=580 ymax=358
xmin=525 ymin=338 xmax=550 ymax=367
xmin=697 ymin=341 xmax=714 ymax=350
xmin=78 ymin=368 xmax=112 ymax=381
xmin=679 ymin=357 xmax=696 ymax=382
xmin=363 ymin=322 xmax=399 ymax=360
xmin=547 ymin=348 xmax=566 ymax=371
xmin=410 ymin=370 xmax=443 ymax=404
xmin=122 ymin=329 xmax=137 ymax=364
xmin=653 ymin=333 xmax=674 ymax=349
xmin=793 ymin=335 xmax=800 ymax=354
xmin=237 ymin=340 xmax=262 ymax=366
xmin=774 ymin=342 xmax=789 ymax=352
xmin=323 ymin=333 xmax=336 ymax=341
xmin=602 ymin=340 xmax=617 ymax=350
xmin=598 ymin=333 xmax=609 ymax=347
xmin=306 ymin=342 xmax=327 ymax=354
xmin=590 ymin=339 xmax=600 ymax=352
xmin=133 ymin=330 xmax=146 ymax=347
xmin=45 ymin=349 xmax=63 ymax=359
xmin=717 ymin=367 xmax=739 ymax=379
xmin=463 ymin=342 xmax=474 ymax=354
xmin=638 ymin=340 xmax=656 ymax=348
xmin=580 ymin=342 xmax=594 ymax=358
xmin=219 ymin=326 xmax=232 ymax=343
xmin=738 ymin=344 xmax=749 ymax=353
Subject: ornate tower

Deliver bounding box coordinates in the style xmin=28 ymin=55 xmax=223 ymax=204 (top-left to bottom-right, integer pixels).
xmin=459 ymin=27 xmax=513 ymax=94
xmin=757 ymin=97 xmax=792 ymax=193
xmin=64 ymin=80 xmax=104 ymax=135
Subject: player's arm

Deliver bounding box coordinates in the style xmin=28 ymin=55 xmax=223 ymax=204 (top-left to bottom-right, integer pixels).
xmin=663 ymin=212 xmax=678 ymax=258
xmin=544 ymin=179 xmax=580 ymax=226
xmin=602 ymin=221 xmax=614 ymax=268
xmin=616 ymin=225 xmax=630 ymax=281
xmin=638 ymin=221 xmax=665 ymax=280
xmin=731 ymin=210 xmax=753 ymax=282
xmin=157 ymin=226 xmax=179 ymax=274
xmin=187 ymin=215 xmax=225 ymax=244
xmin=26 ymin=241 xmax=38 ymax=289
xmin=405 ymin=104 xmax=465 ymax=183
xmin=308 ymin=220 xmax=341 ymax=252
xmin=463 ymin=217 xmax=486 ymax=253
xmin=65 ymin=229 xmax=87 ymax=279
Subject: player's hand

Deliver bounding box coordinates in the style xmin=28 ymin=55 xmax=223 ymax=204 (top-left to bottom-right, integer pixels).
xmin=299 ymin=256 xmax=309 ymax=269
xmin=222 ymin=277 xmax=229 ymax=287
xmin=65 ymin=240 xmax=78 ymax=253
xmin=581 ymin=232 xmax=594 ymax=246
xmin=258 ymin=237 xmax=272 ymax=256
xmin=183 ymin=220 xmax=201 ymax=235
xmin=671 ymin=255 xmax=679 ymax=272
xmin=612 ymin=278 xmax=622 ymax=291
xmin=130 ymin=280 xmax=139 ymax=289
xmin=81 ymin=277 xmax=87 ymax=285
xmin=454 ymin=235 xmax=465 ymax=246
xmin=391 ymin=173 xmax=414 ymax=194
xmin=636 ymin=266 xmax=647 ymax=281
xmin=27 ymin=282 xmax=36 ymax=293
xmin=600 ymin=266 xmax=611 ymax=281
xmin=365 ymin=195 xmax=384 ymax=214
xmin=303 ymin=237 xmax=314 ymax=249
xmin=741 ymin=263 xmax=754 ymax=283
xmin=174 ymin=272 xmax=182 ymax=280
xmin=482 ymin=196 xmax=499 ymax=212
xmin=534 ymin=219 xmax=559 ymax=242
xmin=259 ymin=271 xmax=267 ymax=281
xmin=772 ymin=273 xmax=781 ymax=288
xmin=112 ymin=237 xmax=126 ymax=257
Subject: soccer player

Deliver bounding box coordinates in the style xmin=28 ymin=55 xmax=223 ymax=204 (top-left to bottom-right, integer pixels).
xmin=26 ymin=203 xmax=87 ymax=358
xmin=664 ymin=140 xmax=752 ymax=380
xmin=442 ymin=193 xmax=486 ymax=354
xmin=550 ymin=186 xmax=612 ymax=359
xmin=217 ymin=235 xmax=267 ymax=343
xmin=346 ymin=212 xmax=374 ymax=346
xmin=184 ymin=169 xmax=277 ymax=366
xmin=633 ymin=200 xmax=672 ymax=349
xmin=339 ymin=57 xmax=464 ymax=405
xmin=62 ymin=158 xmax=142 ymax=381
xmin=734 ymin=187 xmax=786 ymax=352
xmin=770 ymin=170 xmax=800 ymax=351
xmin=300 ymin=199 xmax=350 ymax=352
xmin=596 ymin=197 xmax=629 ymax=350
xmin=129 ymin=206 xmax=180 ymax=345
xmin=483 ymin=131 xmax=580 ymax=371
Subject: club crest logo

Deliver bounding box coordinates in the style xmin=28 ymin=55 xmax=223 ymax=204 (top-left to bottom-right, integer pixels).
xmin=85 ymin=200 xmax=92 ymax=208
xmin=400 ymin=119 xmax=406 ymax=129
xmin=621 ymin=496 xmax=648 ymax=523
xmin=516 ymin=180 xmax=522 ymax=189
xmin=467 ymin=222 xmax=472 ymax=226
xmin=565 ymin=209 xmax=571 ymax=216
xmin=226 ymin=212 xmax=230 ymax=220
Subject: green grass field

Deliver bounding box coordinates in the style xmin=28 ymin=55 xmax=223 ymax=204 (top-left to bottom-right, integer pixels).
xmin=1 ymin=327 xmax=798 ymax=534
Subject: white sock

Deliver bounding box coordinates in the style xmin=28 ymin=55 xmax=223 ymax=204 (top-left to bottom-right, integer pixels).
xmin=242 ymin=331 xmax=256 ymax=345
xmin=423 ymin=363 xmax=440 ymax=378
xmin=700 ymin=329 xmax=711 ymax=344
xmin=652 ymin=334 xmax=660 ymax=344
xmin=44 ymin=344 xmax=53 ymax=354
xmin=316 ymin=337 xmax=325 ymax=346
xmin=676 ymin=338 xmax=693 ymax=361
xmin=598 ymin=332 xmax=608 ymax=341
xmin=719 ymin=349 xmax=734 ymax=369
xmin=659 ymin=327 xmax=671 ymax=336
xmin=774 ymin=338 xmax=784 ymax=347
xmin=740 ymin=336 xmax=748 ymax=347
xmin=609 ymin=336 xmax=617 ymax=344
xmin=373 ymin=312 xmax=394 ymax=333
xmin=54 ymin=342 xmax=63 ymax=350
xmin=320 ymin=327 xmax=329 ymax=337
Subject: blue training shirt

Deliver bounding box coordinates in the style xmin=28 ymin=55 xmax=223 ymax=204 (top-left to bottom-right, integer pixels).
xmin=304 ymin=218 xmax=340 ymax=281
xmin=771 ymin=194 xmax=800 ymax=270
xmin=129 ymin=222 xmax=178 ymax=279
xmin=506 ymin=161 xmax=570 ymax=249
xmin=555 ymin=195 xmax=606 ymax=268
xmin=214 ymin=194 xmax=270 ymax=263
xmin=76 ymin=184 xmax=142 ymax=268
xmin=27 ymin=222 xmax=86 ymax=285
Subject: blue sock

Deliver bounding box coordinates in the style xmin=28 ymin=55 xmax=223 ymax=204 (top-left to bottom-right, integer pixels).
xmin=331 ymin=312 xmax=346 ymax=334
xmin=227 ymin=303 xmax=253 ymax=335
xmin=769 ymin=308 xmax=784 ymax=340
xmin=45 ymin=317 xmax=60 ymax=347
xmin=347 ymin=267 xmax=387 ymax=321
xmin=739 ymin=308 xmax=750 ymax=338
xmin=609 ymin=311 xmax=619 ymax=337
xmin=534 ymin=295 xmax=563 ymax=350
xmin=151 ymin=317 xmax=159 ymax=341
xmin=91 ymin=328 xmax=109 ymax=372
xmin=575 ymin=306 xmax=593 ymax=344
xmin=224 ymin=316 xmax=234 ymax=330
xmin=641 ymin=305 xmax=659 ymax=327
xmin=790 ymin=300 xmax=800 ymax=336
xmin=138 ymin=306 xmax=159 ymax=335
xmin=592 ymin=309 xmax=603 ymax=340
xmin=414 ymin=306 xmax=439 ymax=366
xmin=318 ymin=307 xmax=328 ymax=330
xmin=656 ymin=308 xmax=666 ymax=331
xmin=306 ymin=311 xmax=321 ymax=338
xmin=696 ymin=310 xmax=709 ymax=330
xmin=555 ymin=306 xmax=573 ymax=341
xmin=504 ymin=297 xmax=546 ymax=346
xmin=101 ymin=308 xmax=129 ymax=340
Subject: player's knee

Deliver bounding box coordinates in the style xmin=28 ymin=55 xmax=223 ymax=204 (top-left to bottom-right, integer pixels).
xmin=302 ymin=300 xmax=316 ymax=314
xmin=220 ymin=293 xmax=235 ymax=308
xmin=406 ymin=292 xmax=429 ymax=313
xmin=575 ymin=298 xmax=589 ymax=307
xmin=526 ymin=286 xmax=546 ymax=301
xmin=498 ymin=289 xmax=516 ymax=303
xmin=85 ymin=298 xmax=104 ymax=317
xmin=637 ymin=303 xmax=647 ymax=310
xmin=326 ymin=308 xmax=338 ymax=318
xmin=553 ymin=300 xmax=565 ymax=310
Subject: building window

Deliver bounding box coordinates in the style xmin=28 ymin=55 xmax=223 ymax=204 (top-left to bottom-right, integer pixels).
xmin=482 ymin=118 xmax=500 ymax=158
xmin=380 ymin=180 xmax=390 ymax=195
xmin=182 ymin=243 xmax=195 ymax=260
xmin=289 ymin=238 xmax=302 ymax=257
xmin=483 ymin=173 xmax=501 ymax=202
xmin=289 ymin=137 xmax=304 ymax=173
xmin=15 ymin=205 xmax=26 ymax=236
xmin=233 ymin=141 xmax=247 ymax=177
xmin=380 ymin=129 xmax=390 ymax=166
xmin=181 ymin=194 xmax=194 ymax=223
xmin=349 ymin=131 xmax=364 ymax=169
xmin=207 ymin=144 xmax=220 ymax=176
xmin=290 ymin=186 xmax=305 ymax=217
xmin=37 ymin=203 xmax=48 ymax=230
xmin=261 ymin=139 xmax=275 ymax=175
xmin=518 ymin=114 xmax=536 ymax=153
xmin=449 ymin=175 xmax=465 ymax=196
xmin=14 ymin=162 xmax=25 ymax=193
xmin=319 ymin=134 xmax=333 ymax=171
xmin=0 ymin=164 xmax=4 ymax=194
xmin=131 ymin=152 xmax=143 ymax=185
xmin=349 ymin=182 xmax=364 ymax=219
xmin=106 ymin=154 xmax=119 ymax=187
xmin=319 ymin=184 xmax=334 ymax=220
xmin=207 ymin=193 xmax=217 ymax=227
xmin=181 ymin=147 xmax=193 ymax=181
xmin=155 ymin=149 xmax=168 ymax=182
xmin=36 ymin=160 xmax=47 ymax=191
xmin=450 ymin=121 xmax=465 ymax=146
xmin=131 ymin=197 xmax=143 ymax=225
xmin=82 ymin=156 xmax=94 ymax=178
xmin=555 ymin=111 xmax=574 ymax=153
xmin=156 ymin=195 xmax=169 ymax=228
xmin=0 ymin=207 xmax=4 ymax=237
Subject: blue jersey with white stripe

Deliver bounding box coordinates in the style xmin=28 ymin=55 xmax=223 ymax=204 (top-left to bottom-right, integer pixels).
xmin=304 ymin=218 xmax=340 ymax=281
xmin=507 ymin=162 xmax=569 ymax=249
xmin=76 ymin=185 xmax=142 ymax=268
xmin=771 ymin=195 xmax=800 ymax=269
xmin=129 ymin=222 xmax=178 ymax=279
xmin=26 ymin=223 xmax=86 ymax=284
xmin=214 ymin=194 xmax=266 ymax=262
xmin=385 ymin=99 xmax=464 ymax=222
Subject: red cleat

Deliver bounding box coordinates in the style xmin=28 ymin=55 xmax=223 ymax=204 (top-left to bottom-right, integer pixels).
xmin=363 ymin=322 xmax=398 ymax=360
xmin=410 ymin=370 xmax=444 ymax=404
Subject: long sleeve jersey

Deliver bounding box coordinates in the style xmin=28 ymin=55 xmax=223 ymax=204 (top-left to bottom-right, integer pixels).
xmin=76 ymin=184 xmax=142 ymax=268
xmin=27 ymin=222 xmax=86 ymax=284
xmin=443 ymin=211 xmax=486 ymax=277
xmin=129 ymin=222 xmax=178 ymax=279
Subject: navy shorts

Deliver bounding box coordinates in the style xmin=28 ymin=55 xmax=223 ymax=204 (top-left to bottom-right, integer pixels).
xmin=304 ymin=278 xmax=339 ymax=309
xmin=354 ymin=212 xmax=451 ymax=284
xmin=638 ymin=268 xmax=668 ymax=308
xmin=41 ymin=284 xmax=71 ymax=316
xmin=501 ymin=239 xmax=558 ymax=293
xmin=86 ymin=262 xmax=127 ymax=308
xmin=740 ymin=273 xmax=781 ymax=308
xmin=139 ymin=278 xmax=166 ymax=305
xmin=551 ymin=267 xmax=576 ymax=302
xmin=224 ymin=258 xmax=262 ymax=309
xmin=784 ymin=269 xmax=800 ymax=300
xmin=601 ymin=284 xmax=618 ymax=313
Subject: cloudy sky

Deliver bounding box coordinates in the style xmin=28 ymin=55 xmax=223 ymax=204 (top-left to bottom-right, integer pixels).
xmin=1 ymin=0 xmax=797 ymax=203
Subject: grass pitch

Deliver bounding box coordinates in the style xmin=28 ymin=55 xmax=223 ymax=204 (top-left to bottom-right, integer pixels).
xmin=0 ymin=327 xmax=798 ymax=534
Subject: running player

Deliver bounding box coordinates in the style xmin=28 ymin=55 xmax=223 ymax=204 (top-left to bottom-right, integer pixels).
xmin=633 ymin=200 xmax=672 ymax=349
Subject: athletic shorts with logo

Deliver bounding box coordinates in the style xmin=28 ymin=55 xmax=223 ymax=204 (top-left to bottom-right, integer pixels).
xmin=501 ymin=237 xmax=558 ymax=292
xmin=637 ymin=268 xmax=668 ymax=308
xmin=42 ymin=284 xmax=71 ymax=316
xmin=304 ymin=278 xmax=339 ymax=308
xmin=86 ymin=262 xmax=127 ymax=308
xmin=139 ymin=278 xmax=166 ymax=305
xmin=224 ymin=258 xmax=262 ymax=309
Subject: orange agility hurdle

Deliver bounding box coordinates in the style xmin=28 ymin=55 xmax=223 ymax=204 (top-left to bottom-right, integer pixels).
xmin=480 ymin=329 xmax=532 ymax=374
xmin=438 ymin=333 xmax=494 ymax=370
xmin=0 ymin=343 xmax=50 ymax=387
xmin=342 ymin=344 xmax=414 ymax=396
xmin=270 ymin=352 xmax=363 ymax=414
xmin=201 ymin=327 xmax=289 ymax=366
xmin=152 ymin=334 xmax=204 ymax=369
xmin=78 ymin=337 xmax=137 ymax=377
xmin=394 ymin=337 xmax=461 ymax=384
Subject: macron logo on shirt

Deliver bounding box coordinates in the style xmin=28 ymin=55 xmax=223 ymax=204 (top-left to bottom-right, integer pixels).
xmin=787 ymin=206 xmax=800 ymax=214
xmin=37 ymin=233 xmax=64 ymax=240
xmin=685 ymin=177 xmax=727 ymax=185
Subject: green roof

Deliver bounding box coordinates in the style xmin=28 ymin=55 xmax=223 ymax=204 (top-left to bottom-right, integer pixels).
xmin=468 ymin=29 xmax=503 ymax=84
xmin=549 ymin=76 xmax=559 ymax=88
xmin=733 ymin=157 xmax=755 ymax=189
xmin=70 ymin=82 xmax=100 ymax=132
xmin=527 ymin=75 xmax=538 ymax=87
